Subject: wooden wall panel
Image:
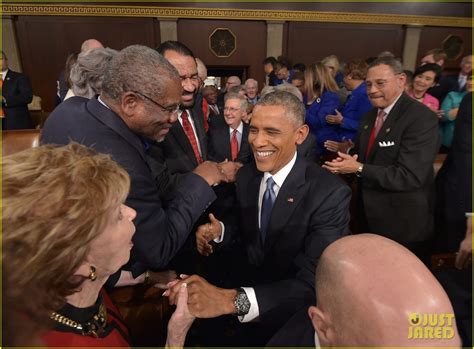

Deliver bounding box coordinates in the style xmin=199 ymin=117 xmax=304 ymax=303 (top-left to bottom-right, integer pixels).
xmin=417 ymin=26 xmax=472 ymax=72
xmin=286 ymin=22 xmax=404 ymax=67
xmin=15 ymin=16 xmax=160 ymax=111
xmin=177 ymin=19 xmax=266 ymax=87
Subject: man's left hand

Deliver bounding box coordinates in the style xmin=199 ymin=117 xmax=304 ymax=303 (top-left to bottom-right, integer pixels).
xmin=163 ymin=275 xmax=237 ymax=318
xmin=322 ymin=152 xmax=362 ymax=174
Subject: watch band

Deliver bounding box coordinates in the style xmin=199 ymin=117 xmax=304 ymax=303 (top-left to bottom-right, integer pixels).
xmin=234 ymin=288 xmax=251 ymax=316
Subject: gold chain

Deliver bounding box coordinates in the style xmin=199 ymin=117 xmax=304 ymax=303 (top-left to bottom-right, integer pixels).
xmin=49 ymin=301 xmax=107 ymax=337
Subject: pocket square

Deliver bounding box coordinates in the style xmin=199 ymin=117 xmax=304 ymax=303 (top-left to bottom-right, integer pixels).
xmin=379 ymin=141 xmax=395 ymax=147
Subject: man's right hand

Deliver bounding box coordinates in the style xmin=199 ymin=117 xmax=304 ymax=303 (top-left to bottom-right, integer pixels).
xmin=196 ymin=213 xmax=222 ymax=256
xmin=193 ymin=161 xmax=223 ymax=186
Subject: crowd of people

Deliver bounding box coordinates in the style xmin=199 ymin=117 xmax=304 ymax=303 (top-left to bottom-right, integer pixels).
xmin=2 ymin=38 xmax=471 ymax=348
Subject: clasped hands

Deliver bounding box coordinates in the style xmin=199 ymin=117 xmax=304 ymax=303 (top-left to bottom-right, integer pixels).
xmin=322 ymin=151 xmax=362 ymax=175
xmin=193 ymin=160 xmax=243 ymax=186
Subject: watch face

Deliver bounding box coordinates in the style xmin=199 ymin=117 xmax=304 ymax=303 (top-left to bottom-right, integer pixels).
xmin=235 ymin=290 xmax=251 ymax=315
xmin=209 ymin=28 xmax=236 ymax=58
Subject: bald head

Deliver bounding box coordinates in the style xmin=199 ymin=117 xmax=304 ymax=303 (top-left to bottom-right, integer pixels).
xmin=310 ymin=234 xmax=460 ymax=347
xmin=225 ymin=76 xmax=241 ymax=91
xmin=81 ymin=39 xmax=104 ymax=53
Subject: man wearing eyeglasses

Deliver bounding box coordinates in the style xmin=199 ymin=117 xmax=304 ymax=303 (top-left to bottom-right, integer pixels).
xmin=323 ymin=56 xmax=440 ymax=264
xmin=42 ymin=45 xmax=236 ymax=285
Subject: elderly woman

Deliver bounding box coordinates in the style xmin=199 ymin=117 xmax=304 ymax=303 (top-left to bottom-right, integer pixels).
xmin=304 ymin=62 xmax=340 ymax=156
xmin=2 ymin=143 xmax=194 ymax=347
xmin=64 ymin=47 xmax=117 ymax=100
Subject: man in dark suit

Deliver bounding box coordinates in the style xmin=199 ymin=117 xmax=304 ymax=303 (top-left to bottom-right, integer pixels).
xmin=155 ymin=41 xmax=209 ymax=174
xmin=323 ymin=56 xmax=439 ymax=262
xmin=166 ymin=91 xmax=351 ymax=345
xmin=208 ymin=92 xmax=252 ymax=164
xmin=41 ymin=45 xmax=231 ymax=285
xmin=267 ymin=234 xmax=461 ymax=347
xmin=445 ymin=54 xmax=472 ymax=93
xmin=1 ymin=51 xmax=33 ymax=129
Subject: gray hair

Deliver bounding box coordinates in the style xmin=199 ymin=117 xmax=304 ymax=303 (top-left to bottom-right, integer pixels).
xmin=244 ymin=78 xmax=258 ymax=89
xmin=102 ymin=45 xmax=180 ymax=101
xmin=255 ymin=91 xmax=305 ymax=127
xmin=274 ymin=82 xmax=303 ymax=102
xmin=70 ymin=48 xmax=118 ymax=98
xmin=224 ymin=92 xmax=248 ymax=111
xmin=368 ymin=56 xmax=403 ymax=74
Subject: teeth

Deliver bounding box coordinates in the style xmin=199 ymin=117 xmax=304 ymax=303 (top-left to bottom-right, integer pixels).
xmin=257 ymin=151 xmax=273 ymax=157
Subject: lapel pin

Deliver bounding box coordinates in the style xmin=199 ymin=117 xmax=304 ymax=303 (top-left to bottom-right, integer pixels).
xmin=287 ymin=197 xmax=294 ymax=203
xmin=385 ymin=128 xmax=391 ymax=133
xmin=363 ymin=125 xmax=368 ymax=129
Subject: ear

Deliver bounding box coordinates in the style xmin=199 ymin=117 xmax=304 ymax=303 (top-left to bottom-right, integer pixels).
xmin=120 ymin=91 xmax=141 ymax=119
xmin=308 ymin=305 xmax=332 ymax=345
xmin=397 ymin=73 xmax=407 ymax=89
xmin=295 ymin=124 xmax=309 ymax=145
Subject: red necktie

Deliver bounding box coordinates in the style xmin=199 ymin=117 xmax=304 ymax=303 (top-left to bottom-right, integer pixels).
xmin=366 ymin=109 xmax=386 ymax=158
xmin=201 ymin=98 xmax=209 ymax=132
xmin=181 ymin=110 xmax=203 ymax=164
xmin=231 ymin=129 xmax=239 ymax=161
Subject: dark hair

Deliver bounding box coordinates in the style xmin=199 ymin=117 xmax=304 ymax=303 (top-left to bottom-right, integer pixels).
xmin=292 ymin=71 xmax=305 ymax=81
xmin=156 ymin=40 xmax=195 ymax=58
xmin=343 ymin=59 xmax=368 ymax=80
xmin=263 ymin=56 xmax=277 ymax=66
xmin=368 ymin=56 xmax=403 ymax=74
xmin=404 ymin=70 xmax=414 ymax=85
xmin=413 ymin=63 xmax=442 ymax=84
xmin=275 ymin=56 xmax=291 ymax=70
xmin=293 ymin=63 xmax=306 ymax=72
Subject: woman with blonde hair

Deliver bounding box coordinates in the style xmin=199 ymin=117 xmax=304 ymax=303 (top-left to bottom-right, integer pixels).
xmin=2 ymin=143 xmax=194 ymax=347
xmin=304 ymin=62 xmax=340 ymax=156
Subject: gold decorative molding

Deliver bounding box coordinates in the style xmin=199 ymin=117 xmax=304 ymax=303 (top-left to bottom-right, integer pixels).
xmin=1 ymin=4 xmax=471 ymax=28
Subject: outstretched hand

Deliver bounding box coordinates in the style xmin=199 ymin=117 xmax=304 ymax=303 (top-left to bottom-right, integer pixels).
xmin=196 ymin=213 xmax=222 ymax=256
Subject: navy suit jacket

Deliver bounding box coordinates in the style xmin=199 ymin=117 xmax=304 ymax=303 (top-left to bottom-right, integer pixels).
xmin=229 ymin=155 xmax=351 ymax=326
xmin=2 ymin=69 xmax=33 ymax=129
xmin=355 ymin=93 xmax=439 ymax=243
xmin=42 ymin=97 xmax=216 ymax=277
xmin=207 ymin=121 xmax=252 ymax=164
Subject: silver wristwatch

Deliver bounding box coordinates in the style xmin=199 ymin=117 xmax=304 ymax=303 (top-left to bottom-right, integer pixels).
xmin=355 ymin=164 xmax=364 ymax=178
xmin=234 ymin=288 xmax=251 ymax=316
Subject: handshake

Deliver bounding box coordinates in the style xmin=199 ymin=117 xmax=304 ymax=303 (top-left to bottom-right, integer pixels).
xmin=193 ymin=160 xmax=243 ymax=186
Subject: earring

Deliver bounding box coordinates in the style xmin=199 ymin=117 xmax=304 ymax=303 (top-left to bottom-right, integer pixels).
xmin=89 ymin=265 xmax=97 ymax=281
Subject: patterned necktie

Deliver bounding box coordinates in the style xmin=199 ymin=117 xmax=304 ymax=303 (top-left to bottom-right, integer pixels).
xmin=231 ymin=129 xmax=239 ymax=161
xmin=366 ymin=109 xmax=386 ymax=157
xmin=181 ymin=110 xmax=203 ymax=164
xmin=260 ymin=177 xmax=276 ymax=243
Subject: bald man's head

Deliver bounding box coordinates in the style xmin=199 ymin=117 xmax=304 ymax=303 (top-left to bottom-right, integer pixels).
xmin=309 ymin=234 xmax=460 ymax=347
xmin=81 ymin=39 xmax=104 ymax=53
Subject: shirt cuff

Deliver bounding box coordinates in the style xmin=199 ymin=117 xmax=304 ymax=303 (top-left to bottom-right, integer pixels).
xmin=238 ymin=287 xmax=259 ymax=322
xmin=465 ymin=213 xmax=473 ymax=217
xmin=213 ymin=221 xmax=225 ymax=243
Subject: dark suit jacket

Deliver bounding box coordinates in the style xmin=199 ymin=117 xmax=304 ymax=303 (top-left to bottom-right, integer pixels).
xmin=230 ymin=155 xmax=351 ymax=327
xmin=207 ymin=121 xmax=252 ymax=164
xmin=42 ymin=97 xmax=216 ymax=278
xmin=428 ymin=75 xmax=458 ymax=103
xmin=435 ymin=92 xmax=472 ymax=251
xmin=157 ymin=103 xmax=208 ymax=174
xmin=2 ymin=69 xmax=33 ymax=129
xmin=355 ymin=93 xmax=440 ymax=243
xmin=266 ymin=307 xmax=315 ymax=347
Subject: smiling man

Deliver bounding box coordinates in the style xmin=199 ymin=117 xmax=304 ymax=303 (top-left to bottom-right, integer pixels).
xmin=166 ymin=91 xmax=351 ymax=345
xmin=323 ymin=56 xmax=440 ymax=263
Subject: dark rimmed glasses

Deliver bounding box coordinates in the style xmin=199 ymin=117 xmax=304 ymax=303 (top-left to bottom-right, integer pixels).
xmin=133 ymin=90 xmax=180 ymax=114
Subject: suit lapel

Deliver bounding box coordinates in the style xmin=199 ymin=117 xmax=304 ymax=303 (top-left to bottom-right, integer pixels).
xmin=264 ymin=156 xmax=306 ymax=253
xmin=192 ymin=105 xmax=208 ymax=160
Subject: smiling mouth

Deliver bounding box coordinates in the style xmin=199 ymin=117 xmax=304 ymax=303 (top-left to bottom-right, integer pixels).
xmin=256 ymin=150 xmax=275 ymax=158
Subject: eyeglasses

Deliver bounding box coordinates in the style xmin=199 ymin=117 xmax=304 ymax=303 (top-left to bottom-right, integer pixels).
xmin=366 ymin=74 xmax=402 ymax=91
xmin=133 ymin=91 xmax=180 ymax=114
xmin=223 ymin=106 xmax=240 ymax=113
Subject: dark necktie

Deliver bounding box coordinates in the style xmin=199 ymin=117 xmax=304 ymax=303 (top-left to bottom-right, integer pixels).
xmin=366 ymin=109 xmax=386 ymax=157
xmin=260 ymin=177 xmax=276 ymax=243
xmin=231 ymin=129 xmax=238 ymax=161
xmin=181 ymin=110 xmax=203 ymax=164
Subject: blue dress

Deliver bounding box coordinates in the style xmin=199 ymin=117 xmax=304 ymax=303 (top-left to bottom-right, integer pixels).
xmin=304 ymin=90 xmax=340 ymax=155
xmin=336 ymin=82 xmax=373 ymax=142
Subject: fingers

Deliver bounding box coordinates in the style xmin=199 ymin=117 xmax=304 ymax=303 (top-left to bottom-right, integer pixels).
xmin=208 ymin=213 xmax=218 ymax=223
xmin=174 ymin=282 xmax=189 ymax=311
xmin=455 ymin=251 xmax=468 ymax=270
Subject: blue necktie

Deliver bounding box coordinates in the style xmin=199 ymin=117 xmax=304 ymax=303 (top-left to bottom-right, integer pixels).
xmin=260 ymin=177 xmax=276 ymax=243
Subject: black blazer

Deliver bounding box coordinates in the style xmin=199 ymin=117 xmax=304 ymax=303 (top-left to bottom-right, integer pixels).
xmin=2 ymin=70 xmax=33 ymax=129
xmin=207 ymin=121 xmax=253 ymax=164
xmin=355 ymin=93 xmax=440 ymax=243
xmin=157 ymin=103 xmax=208 ymax=174
xmin=228 ymin=155 xmax=351 ymax=327
xmin=42 ymin=97 xmax=216 ymax=277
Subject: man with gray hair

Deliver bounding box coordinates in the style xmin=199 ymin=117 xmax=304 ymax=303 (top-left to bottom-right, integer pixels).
xmin=42 ymin=45 xmax=232 ymax=285
xmin=166 ymin=91 xmax=351 ymax=345
xmin=323 ymin=56 xmax=440 ymax=263
xmin=244 ymin=78 xmax=259 ymax=105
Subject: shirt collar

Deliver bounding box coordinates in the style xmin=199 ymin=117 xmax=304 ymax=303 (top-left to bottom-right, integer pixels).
xmin=263 ymin=151 xmax=297 ymax=189
xmin=2 ymin=69 xmax=8 ymax=80
xmin=229 ymin=121 xmax=244 ymax=135
xmin=381 ymin=91 xmax=403 ymax=118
